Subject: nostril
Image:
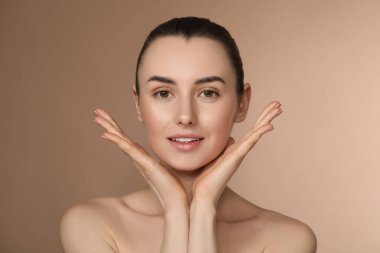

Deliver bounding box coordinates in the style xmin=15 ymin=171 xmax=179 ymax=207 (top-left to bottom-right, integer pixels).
xmin=178 ymin=120 xmax=193 ymax=125
xmin=177 ymin=117 xmax=196 ymax=126
xmin=175 ymin=104 xmax=197 ymax=126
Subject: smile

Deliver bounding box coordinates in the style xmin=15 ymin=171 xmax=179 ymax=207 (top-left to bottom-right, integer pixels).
xmin=167 ymin=136 xmax=204 ymax=151
xmin=168 ymin=137 xmax=203 ymax=143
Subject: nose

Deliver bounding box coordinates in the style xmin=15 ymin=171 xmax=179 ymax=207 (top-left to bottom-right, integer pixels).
xmin=174 ymin=97 xmax=197 ymax=126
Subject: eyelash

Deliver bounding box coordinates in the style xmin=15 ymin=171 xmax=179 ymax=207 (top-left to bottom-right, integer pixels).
xmin=152 ymin=88 xmax=220 ymax=99
xmin=200 ymin=88 xmax=219 ymax=98
xmin=153 ymin=88 xmax=172 ymax=99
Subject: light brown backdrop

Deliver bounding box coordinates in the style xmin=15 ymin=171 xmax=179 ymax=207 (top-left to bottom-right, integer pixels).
xmin=1 ymin=0 xmax=379 ymax=252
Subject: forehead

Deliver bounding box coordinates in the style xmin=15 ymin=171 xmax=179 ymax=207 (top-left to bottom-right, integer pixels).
xmin=139 ymin=36 xmax=234 ymax=83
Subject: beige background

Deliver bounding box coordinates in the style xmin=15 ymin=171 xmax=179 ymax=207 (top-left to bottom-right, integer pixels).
xmin=1 ymin=0 xmax=379 ymax=252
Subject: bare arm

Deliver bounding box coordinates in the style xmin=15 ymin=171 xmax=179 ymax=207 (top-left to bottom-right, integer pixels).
xmin=188 ymin=199 xmax=218 ymax=253
xmin=161 ymin=205 xmax=189 ymax=253
xmin=93 ymin=108 xmax=189 ymax=253
xmin=188 ymin=101 xmax=282 ymax=253
xmin=91 ymin=100 xmax=284 ymax=253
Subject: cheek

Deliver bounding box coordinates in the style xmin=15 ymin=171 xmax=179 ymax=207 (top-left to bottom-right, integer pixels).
xmin=207 ymin=113 xmax=233 ymax=135
xmin=140 ymin=103 xmax=169 ymax=136
xmin=139 ymin=102 xmax=180 ymax=159
xmin=200 ymin=100 xmax=238 ymax=142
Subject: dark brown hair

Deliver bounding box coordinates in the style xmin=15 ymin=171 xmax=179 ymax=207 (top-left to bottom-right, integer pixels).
xmin=135 ymin=16 xmax=244 ymax=96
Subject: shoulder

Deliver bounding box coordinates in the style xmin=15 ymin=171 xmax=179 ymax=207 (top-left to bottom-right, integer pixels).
xmin=216 ymin=190 xmax=316 ymax=252
xmin=259 ymin=209 xmax=317 ymax=253
xmin=60 ymin=197 xmax=124 ymax=253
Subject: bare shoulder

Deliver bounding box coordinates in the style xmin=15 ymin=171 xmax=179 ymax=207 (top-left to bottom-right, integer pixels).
xmin=59 ymin=190 xmax=160 ymax=253
xmin=215 ymin=189 xmax=316 ymax=252
xmin=60 ymin=197 xmax=124 ymax=253
xmin=258 ymin=208 xmax=317 ymax=253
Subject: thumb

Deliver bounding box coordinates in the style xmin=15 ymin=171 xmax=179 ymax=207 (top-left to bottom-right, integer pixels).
xmin=223 ymin=137 xmax=235 ymax=151
xmin=227 ymin=137 xmax=235 ymax=147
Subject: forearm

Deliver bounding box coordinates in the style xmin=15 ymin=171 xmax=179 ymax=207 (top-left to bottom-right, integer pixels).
xmin=188 ymin=199 xmax=218 ymax=253
xmin=161 ymin=206 xmax=189 ymax=253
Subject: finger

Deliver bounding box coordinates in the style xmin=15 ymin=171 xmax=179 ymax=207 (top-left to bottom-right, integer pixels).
xmin=254 ymin=101 xmax=281 ymax=129
xmin=94 ymin=108 xmax=124 ymax=133
xmin=101 ymin=132 xmax=175 ymax=180
xmin=196 ymin=136 xmax=238 ymax=183
xmin=239 ymin=124 xmax=274 ymax=154
xmin=206 ymin=137 xmax=236 ymax=168
xmin=102 ymin=132 xmax=185 ymax=206
xmin=254 ymin=106 xmax=282 ymax=130
xmin=227 ymin=137 xmax=235 ymax=147
xmin=101 ymin=132 xmax=156 ymax=169
xmin=94 ymin=116 xmax=124 ymax=137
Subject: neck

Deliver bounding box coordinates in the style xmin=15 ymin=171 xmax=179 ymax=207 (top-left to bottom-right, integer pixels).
xmin=166 ymin=165 xmax=204 ymax=205
xmin=164 ymin=164 xmax=233 ymax=210
xmin=141 ymin=165 xmax=236 ymax=220
xmin=138 ymin=160 xmax=234 ymax=219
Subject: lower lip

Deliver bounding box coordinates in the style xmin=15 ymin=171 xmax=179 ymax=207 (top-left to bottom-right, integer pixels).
xmin=168 ymin=139 xmax=203 ymax=151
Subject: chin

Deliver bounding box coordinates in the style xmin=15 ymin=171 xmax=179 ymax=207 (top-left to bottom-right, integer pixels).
xmin=161 ymin=158 xmax=210 ymax=173
xmin=152 ymin=140 xmax=228 ymax=173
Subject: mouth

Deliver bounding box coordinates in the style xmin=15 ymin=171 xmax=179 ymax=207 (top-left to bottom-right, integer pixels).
xmin=168 ymin=137 xmax=204 ymax=143
xmin=167 ymin=135 xmax=204 ymax=151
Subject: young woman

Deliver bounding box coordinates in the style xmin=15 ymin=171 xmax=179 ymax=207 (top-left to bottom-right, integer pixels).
xmin=60 ymin=17 xmax=317 ymax=253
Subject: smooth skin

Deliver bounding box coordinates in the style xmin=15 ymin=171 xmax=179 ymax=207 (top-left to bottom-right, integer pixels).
xmin=60 ymin=37 xmax=317 ymax=253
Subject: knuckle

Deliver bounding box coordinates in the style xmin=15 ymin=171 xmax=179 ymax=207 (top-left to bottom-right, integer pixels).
xmin=119 ymin=141 xmax=133 ymax=151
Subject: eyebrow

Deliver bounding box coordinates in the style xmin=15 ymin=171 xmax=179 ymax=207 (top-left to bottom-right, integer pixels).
xmin=146 ymin=75 xmax=225 ymax=85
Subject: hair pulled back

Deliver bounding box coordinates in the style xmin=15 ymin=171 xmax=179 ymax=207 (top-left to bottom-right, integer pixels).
xmin=135 ymin=16 xmax=244 ymax=96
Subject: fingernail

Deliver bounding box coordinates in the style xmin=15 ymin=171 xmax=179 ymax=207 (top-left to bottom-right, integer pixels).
xmin=94 ymin=109 xmax=98 ymax=115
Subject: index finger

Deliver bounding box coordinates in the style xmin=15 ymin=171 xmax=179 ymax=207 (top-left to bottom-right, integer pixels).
xmin=253 ymin=101 xmax=281 ymax=129
xmin=94 ymin=108 xmax=124 ymax=133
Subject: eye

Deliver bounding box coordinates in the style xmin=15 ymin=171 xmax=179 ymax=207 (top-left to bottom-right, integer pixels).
xmin=153 ymin=89 xmax=172 ymax=99
xmin=200 ymin=88 xmax=219 ymax=98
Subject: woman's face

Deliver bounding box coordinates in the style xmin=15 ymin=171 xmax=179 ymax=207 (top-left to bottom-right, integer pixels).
xmin=135 ymin=36 xmax=250 ymax=171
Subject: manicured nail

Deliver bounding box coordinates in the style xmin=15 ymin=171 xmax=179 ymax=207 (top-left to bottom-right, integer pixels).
xmin=94 ymin=110 xmax=98 ymax=115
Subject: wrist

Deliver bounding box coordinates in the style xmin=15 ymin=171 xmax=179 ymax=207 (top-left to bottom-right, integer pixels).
xmin=164 ymin=194 xmax=189 ymax=211
xmin=192 ymin=188 xmax=223 ymax=211
xmin=190 ymin=198 xmax=217 ymax=217
xmin=161 ymin=202 xmax=189 ymax=253
xmin=188 ymin=198 xmax=218 ymax=253
xmin=165 ymin=203 xmax=190 ymax=218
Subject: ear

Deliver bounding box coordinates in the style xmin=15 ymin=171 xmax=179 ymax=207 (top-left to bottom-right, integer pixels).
xmin=234 ymin=83 xmax=251 ymax=123
xmin=133 ymin=87 xmax=143 ymax=122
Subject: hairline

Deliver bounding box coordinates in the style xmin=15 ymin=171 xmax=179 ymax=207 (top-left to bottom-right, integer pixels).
xmin=135 ymin=34 xmax=241 ymax=96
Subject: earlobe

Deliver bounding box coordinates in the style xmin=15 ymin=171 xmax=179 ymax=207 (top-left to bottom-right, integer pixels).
xmin=235 ymin=83 xmax=251 ymax=123
xmin=133 ymin=88 xmax=143 ymax=122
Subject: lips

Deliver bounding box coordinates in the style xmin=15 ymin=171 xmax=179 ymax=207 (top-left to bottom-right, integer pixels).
xmin=167 ymin=134 xmax=204 ymax=151
xmin=168 ymin=137 xmax=202 ymax=143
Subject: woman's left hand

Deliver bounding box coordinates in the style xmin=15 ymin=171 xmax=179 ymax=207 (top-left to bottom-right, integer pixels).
xmin=191 ymin=101 xmax=282 ymax=208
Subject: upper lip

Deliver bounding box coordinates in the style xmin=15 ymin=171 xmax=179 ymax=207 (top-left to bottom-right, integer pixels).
xmin=167 ymin=134 xmax=204 ymax=140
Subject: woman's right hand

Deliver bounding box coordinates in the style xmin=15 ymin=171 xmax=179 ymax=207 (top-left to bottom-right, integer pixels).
xmin=92 ymin=108 xmax=188 ymax=212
